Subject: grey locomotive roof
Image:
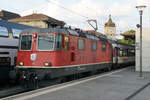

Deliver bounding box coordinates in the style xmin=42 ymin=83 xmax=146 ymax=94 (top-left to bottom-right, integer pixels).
xmin=22 ymin=28 xmax=108 ymax=42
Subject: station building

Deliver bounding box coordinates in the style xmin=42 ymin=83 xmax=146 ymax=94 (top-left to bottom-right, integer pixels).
xmin=136 ymin=28 xmax=150 ymax=71
xmin=9 ymin=13 xmax=65 ymax=28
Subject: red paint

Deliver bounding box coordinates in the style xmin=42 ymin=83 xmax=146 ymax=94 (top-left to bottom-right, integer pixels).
xmin=17 ymin=32 xmax=112 ymax=68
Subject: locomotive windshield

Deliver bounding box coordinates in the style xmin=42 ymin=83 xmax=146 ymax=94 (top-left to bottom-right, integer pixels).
xmin=37 ymin=34 xmax=55 ymax=50
xmin=20 ymin=35 xmax=32 ymax=50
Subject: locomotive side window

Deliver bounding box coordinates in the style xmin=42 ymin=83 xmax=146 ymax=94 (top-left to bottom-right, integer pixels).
xmin=78 ymin=39 xmax=85 ymax=50
xmin=56 ymin=34 xmax=62 ymax=50
xmin=37 ymin=34 xmax=54 ymax=50
xmin=102 ymin=43 xmax=106 ymax=51
xmin=0 ymin=26 xmax=8 ymax=37
xmin=20 ymin=35 xmax=32 ymax=50
xmin=91 ymin=41 xmax=97 ymax=51
xmin=64 ymin=36 xmax=69 ymax=50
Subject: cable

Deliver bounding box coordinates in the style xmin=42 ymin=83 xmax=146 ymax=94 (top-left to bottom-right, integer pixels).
xmin=45 ymin=0 xmax=89 ymax=19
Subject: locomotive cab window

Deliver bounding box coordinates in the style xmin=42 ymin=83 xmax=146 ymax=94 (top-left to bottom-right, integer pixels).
xmin=78 ymin=39 xmax=85 ymax=50
xmin=20 ymin=35 xmax=32 ymax=50
xmin=37 ymin=34 xmax=54 ymax=50
xmin=0 ymin=26 xmax=8 ymax=37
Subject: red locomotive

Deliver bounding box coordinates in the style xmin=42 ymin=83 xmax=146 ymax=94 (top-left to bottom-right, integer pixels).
xmin=12 ymin=28 xmax=134 ymax=87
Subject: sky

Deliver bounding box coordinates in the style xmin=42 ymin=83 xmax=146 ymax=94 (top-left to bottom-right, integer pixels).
xmin=0 ymin=0 xmax=150 ymax=38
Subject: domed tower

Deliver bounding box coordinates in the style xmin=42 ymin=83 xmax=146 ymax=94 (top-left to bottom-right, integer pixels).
xmin=104 ymin=15 xmax=116 ymax=40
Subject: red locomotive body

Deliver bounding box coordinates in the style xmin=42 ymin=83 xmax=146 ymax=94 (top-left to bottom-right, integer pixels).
xmin=15 ymin=28 xmax=112 ymax=81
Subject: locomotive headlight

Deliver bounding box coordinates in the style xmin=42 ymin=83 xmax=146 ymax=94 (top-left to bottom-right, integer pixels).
xmin=44 ymin=62 xmax=51 ymax=67
xmin=19 ymin=62 xmax=24 ymax=66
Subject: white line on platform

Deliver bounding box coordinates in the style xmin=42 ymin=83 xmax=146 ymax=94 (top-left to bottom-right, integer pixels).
xmin=2 ymin=68 xmax=128 ymax=100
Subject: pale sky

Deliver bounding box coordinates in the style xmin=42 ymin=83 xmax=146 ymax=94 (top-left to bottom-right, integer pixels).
xmin=0 ymin=0 xmax=150 ymax=38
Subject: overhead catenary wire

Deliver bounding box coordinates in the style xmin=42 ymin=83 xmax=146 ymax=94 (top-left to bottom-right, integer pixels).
xmin=45 ymin=0 xmax=138 ymax=36
xmin=45 ymin=0 xmax=90 ymax=20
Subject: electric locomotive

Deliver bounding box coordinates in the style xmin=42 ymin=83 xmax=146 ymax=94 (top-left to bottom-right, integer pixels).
xmin=14 ymin=28 xmax=113 ymax=85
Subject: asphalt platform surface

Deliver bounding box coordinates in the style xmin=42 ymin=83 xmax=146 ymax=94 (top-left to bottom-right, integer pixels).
xmin=2 ymin=66 xmax=150 ymax=100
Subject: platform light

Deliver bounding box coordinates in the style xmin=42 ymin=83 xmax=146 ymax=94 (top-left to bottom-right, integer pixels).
xmin=136 ymin=5 xmax=146 ymax=78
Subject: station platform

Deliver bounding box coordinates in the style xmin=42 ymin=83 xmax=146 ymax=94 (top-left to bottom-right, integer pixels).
xmin=2 ymin=66 xmax=150 ymax=100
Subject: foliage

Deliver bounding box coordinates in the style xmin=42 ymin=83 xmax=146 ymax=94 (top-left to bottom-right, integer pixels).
xmin=119 ymin=37 xmax=135 ymax=45
xmin=119 ymin=29 xmax=135 ymax=45
xmin=124 ymin=30 xmax=135 ymax=34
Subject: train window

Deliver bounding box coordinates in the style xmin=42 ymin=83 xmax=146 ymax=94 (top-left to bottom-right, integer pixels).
xmin=119 ymin=50 xmax=127 ymax=57
xmin=64 ymin=36 xmax=69 ymax=50
xmin=91 ymin=41 xmax=97 ymax=51
xmin=119 ymin=51 xmax=123 ymax=57
xmin=128 ymin=49 xmax=135 ymax=57
xmin=37 ymin=34 xmax=54 ymax=50
xmin=20 ymin=35 xmax=32 ymax=50
xmin=0 ymin=57 xmax=10 ymax=66
xmin=0 ymin=26 xmax=8 ymax=37
xmin=12 ymin=29 xmax=22 ymax=38
xmin=56 ymin=34 xmax=62 ymax=50
xmin=102 ymin=43 xmax=106 ymax=51
xmin=78 ymin=39 xmax=85 ymax=50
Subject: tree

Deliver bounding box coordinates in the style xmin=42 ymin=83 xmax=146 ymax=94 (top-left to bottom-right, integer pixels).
xmin=119 ymin=29 xmax=135 ymax=45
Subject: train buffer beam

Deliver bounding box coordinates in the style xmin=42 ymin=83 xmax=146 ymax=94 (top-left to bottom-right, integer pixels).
xmin=2 ymin=66 xmax=150 ymax=100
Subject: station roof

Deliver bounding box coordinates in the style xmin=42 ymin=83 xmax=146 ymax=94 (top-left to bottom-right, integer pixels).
xmin=0 ymin=10 xmax=20 ymax=20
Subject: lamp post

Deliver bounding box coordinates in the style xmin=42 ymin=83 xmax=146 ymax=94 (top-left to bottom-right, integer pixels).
xmin=136 ymin=5 xmax=146 ymax=78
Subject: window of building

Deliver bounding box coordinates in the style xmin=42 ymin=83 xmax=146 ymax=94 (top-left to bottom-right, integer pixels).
xmin=0 ymin=26 xmax=8 ymax=37
xmin=91 ymin=41 xmax=97 ymax=51
xmin=78 ymin=39 xmax=85 ymax=50
xmin=102 ymin=43 xmax=106 ymax=51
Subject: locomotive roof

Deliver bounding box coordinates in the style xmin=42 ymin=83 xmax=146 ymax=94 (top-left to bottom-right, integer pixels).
xmin=22 ymin=28 xmax=108 ymax=42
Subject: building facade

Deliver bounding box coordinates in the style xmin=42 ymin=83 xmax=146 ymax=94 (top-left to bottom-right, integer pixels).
xmin=104 ymin=15 xmax=116 ymax=40
xmin=9 ymin=14 xmax=65 ymax=28
xmin=136 ymin=28 xmax=150 ymax=72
